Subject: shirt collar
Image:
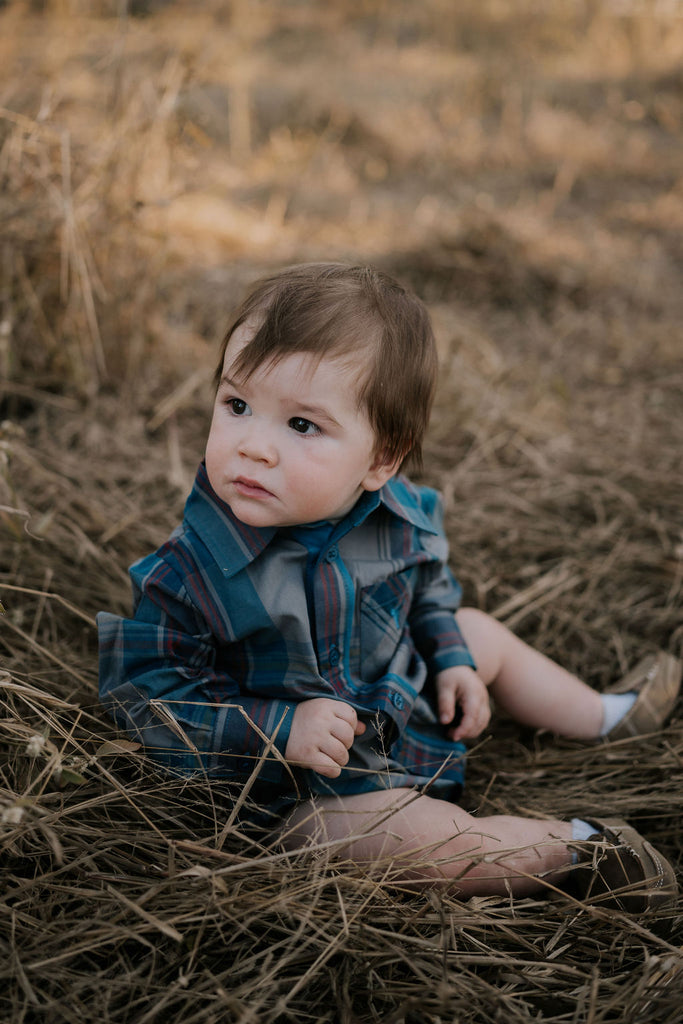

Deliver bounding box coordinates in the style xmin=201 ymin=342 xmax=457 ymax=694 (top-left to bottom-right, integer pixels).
xmin=183 ymin=463 xmax=438 ymax=578
xmin=184 ymin=462 xmax=276 ymax=576
xmin=378 ymin=475 xmax=440 ymax=535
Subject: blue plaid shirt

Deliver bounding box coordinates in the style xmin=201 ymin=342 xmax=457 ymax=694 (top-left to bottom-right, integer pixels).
xmin=97 ymin=462 xmax=474 ymax=809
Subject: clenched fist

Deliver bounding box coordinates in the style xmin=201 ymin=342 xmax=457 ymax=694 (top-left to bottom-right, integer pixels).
xmin=285 ymin=698 xmax=366 ymax=778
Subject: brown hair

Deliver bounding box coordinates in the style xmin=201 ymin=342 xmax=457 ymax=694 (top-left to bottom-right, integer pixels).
xmin=214 ymin=263 xmax=437 ymax=470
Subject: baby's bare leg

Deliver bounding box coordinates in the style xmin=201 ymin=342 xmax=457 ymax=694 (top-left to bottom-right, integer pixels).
xmin=457 ymin=608 xmax=604 ymax=739
xmin=279 ymin=787 xmax=573 ymax=898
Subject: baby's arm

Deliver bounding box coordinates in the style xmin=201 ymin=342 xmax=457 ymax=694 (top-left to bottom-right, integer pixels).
xmin=402 ymin=487 xmax=486 ymax=739
xmin=99 ymin=557 xmax=368 ymax=782
xmin=285 ymin=698 xmax=366 ymax=778
xmin=98 ymin=559 xmax=297 ymax=782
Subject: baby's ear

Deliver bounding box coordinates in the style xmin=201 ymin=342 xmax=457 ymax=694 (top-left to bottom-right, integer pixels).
xmin=361 ymin=450 xmax=403 ymax=492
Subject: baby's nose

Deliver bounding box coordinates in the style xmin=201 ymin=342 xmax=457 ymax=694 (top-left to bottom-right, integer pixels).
xmin=238 ymin=425 xmax=278 ymax=465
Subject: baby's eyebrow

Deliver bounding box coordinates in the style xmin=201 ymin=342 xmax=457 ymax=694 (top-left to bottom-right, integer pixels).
xmin=292 ymin=401 xmax=341 ymax=426
xmin=219 ymin=374 xmax=248 ymax=390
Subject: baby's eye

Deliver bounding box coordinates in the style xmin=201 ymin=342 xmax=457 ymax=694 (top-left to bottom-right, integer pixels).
xmin=227 ymin=398 xmax=250 ymax=416
xmin=289 ymin=416 xmax=320 ymax=436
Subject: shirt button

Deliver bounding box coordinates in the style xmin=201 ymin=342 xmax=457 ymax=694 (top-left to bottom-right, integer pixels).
xmin=326 ymin=546 xmax=338 ymax=562
xmin=391 ymin=691 xmax=405 ymax=710
xmin=329 ymin=644 xmax=340 ymax=667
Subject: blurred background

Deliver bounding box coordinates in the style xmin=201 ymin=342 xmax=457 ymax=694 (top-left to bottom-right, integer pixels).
xmin=2 ymin=0 xmax=682 ymax=396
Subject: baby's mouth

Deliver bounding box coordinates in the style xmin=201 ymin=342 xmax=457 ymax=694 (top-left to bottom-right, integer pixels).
xmin=233 ymin=476 xmax=274 ymax=499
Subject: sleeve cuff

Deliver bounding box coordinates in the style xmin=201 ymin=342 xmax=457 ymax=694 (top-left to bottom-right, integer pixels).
xmin=211 ymin=699 xmax=297 ymax=784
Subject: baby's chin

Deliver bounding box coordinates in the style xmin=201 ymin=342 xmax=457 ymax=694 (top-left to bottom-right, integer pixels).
xmin=222 ymin=482 xmax=365 ymax=529
xmin=225 ymin=500 xmax=283 ymax=529
xmin=223 ymin=494 xmax=298 ymax=529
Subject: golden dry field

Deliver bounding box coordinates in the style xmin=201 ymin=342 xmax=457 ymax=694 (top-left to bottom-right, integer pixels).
xmin=1 ymin=1 xmax=683 ymax=1021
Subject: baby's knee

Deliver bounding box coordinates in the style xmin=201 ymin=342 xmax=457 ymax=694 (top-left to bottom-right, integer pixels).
xmin=457 ymin=607 xmax=505 ymax=648
xmin=455 ymin=607 xmax=511 ymax=682
xmin=457 ymin=606 xmax=493 ymax=630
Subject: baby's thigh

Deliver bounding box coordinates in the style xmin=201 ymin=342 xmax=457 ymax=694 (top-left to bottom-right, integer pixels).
xmin=278 ymin=787 xmax=481 ymax=882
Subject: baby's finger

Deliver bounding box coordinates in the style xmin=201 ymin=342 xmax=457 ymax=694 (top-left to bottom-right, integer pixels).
xmin=438 ymin=683 xmax=457 ymax=725
xmin=329 ymin=717 xmax=357 ymax=750
xmin=331 ymin=702 xmax=366 ymax=742
xmin=311 ymin=755 xmax=343 ymax=779
xmin=319 ymin=735 xmax=351 ymax=769
xmin=450 ymin=699 xmax=489 ymax=741
xmin=296 ymin=739 xmax=349 ymax=778
xmin=449 ymin=711 xmax=475 ymax=741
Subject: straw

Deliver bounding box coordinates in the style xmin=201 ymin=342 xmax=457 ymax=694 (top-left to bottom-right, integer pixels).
xmin=2 ymin=1 xmax=682 ymax=1020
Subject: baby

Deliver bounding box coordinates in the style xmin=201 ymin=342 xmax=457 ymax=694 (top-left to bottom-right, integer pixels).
xmin=98 ymin=262 xmax=681 ymax=909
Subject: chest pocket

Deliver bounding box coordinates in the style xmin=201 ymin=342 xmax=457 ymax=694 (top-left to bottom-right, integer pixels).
xmin=358 ymin=572 xmax=413 ymax=680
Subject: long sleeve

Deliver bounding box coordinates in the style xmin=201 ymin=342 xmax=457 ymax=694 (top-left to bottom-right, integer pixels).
xmin=409 ymin=565 xmax=476 ymax=675
xmin=407 ymin=490 xmax=476 ymax=675
xmin=97 ymin=555 xmax=296 ymax=784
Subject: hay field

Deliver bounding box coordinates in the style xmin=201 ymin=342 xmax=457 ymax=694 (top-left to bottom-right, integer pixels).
xmin=2 ymin=0 xmax=683 ymax=1020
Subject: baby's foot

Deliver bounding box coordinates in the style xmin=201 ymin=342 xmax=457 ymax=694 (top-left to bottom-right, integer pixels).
xmin=569 ymin=817 xmax=677 ymax=915
xmin=601 ymin=651 xmax=681 ymax=740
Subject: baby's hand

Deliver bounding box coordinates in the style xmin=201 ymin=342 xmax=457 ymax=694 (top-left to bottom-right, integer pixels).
xmin=285 ymin=698 xmax=366 ymax=778
xmin=436 ymin=665 xmax=491 ymax=742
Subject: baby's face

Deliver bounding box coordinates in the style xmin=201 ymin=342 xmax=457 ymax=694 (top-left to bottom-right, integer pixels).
xmin=205 ymin=325 xmax=395 ymax=528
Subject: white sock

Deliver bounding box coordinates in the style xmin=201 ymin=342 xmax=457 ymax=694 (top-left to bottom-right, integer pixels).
xmin=571 ymin=818 xmax=596 ymax=842
xmin=599 ymin=692 xmax=638 ymax=736
xmin=570 ymin=818 xmax=597 ymax=863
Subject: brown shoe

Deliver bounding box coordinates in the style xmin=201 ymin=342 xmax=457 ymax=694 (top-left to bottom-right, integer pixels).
xmin=571 ymin=818 xmax=678 ymax=914
xmin=604 ymin=651 xmax=681 ymax=740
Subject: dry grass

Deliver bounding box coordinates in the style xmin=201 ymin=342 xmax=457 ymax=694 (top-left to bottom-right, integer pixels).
xmin=2 ymin=1 xmax=683 ymax=1021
